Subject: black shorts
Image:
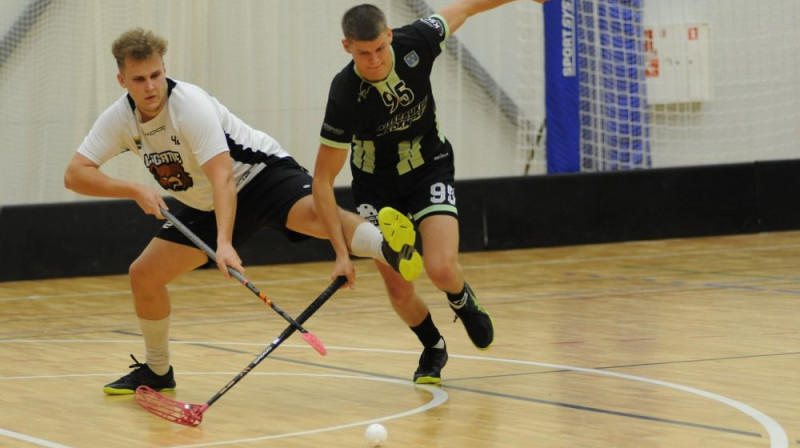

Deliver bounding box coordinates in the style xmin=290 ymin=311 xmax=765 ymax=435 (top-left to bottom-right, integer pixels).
xmin=351 ymin=141 xmax=458 ymax=226
xmin=156 ymin=157 xmax=313 ymax=250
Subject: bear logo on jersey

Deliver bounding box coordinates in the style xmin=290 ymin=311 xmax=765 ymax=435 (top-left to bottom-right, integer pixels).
xmin=145 ymin=150 xmax=194 ymax=192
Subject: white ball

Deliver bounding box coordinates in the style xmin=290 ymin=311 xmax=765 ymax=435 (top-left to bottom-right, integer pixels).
xmin=364 ymin=423 xmax=388 ymax=446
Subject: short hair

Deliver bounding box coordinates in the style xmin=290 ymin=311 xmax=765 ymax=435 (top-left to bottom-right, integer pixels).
xmin=341 ymin=4 xmax=388 ymax=41
xmin=111 ymin=28 xmax=168 ymax=70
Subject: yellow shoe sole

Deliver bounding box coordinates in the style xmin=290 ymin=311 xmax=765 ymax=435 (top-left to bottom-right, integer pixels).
xmin=378 ymin=207 xmax=423 ymax=281
xmin=414 ymin=376 xmax=442 ymax=385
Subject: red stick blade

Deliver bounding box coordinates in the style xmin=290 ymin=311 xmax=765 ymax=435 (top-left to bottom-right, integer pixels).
xmin=134 ymin=386 xmax=208 ymax=426
xmin=301 ymin=332 xmax=327 ymax=355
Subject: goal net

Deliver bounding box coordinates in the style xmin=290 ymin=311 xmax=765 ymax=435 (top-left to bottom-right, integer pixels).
xmin=0 ymin=0 xmax=546 ymax=206
xmin=569 ymin=0 xmax=800 ymax=172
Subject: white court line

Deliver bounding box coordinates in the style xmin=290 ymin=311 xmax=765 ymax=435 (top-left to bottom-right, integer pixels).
xmin=0 ymin=428 xmax=74 ymax=448
xmin=0 ymin=275 xmax=336 ymax=302
xmin=450 ymin=353 xmax=789 ymax=448
xmin=0 ymin=341 xmax=788 ymax=448
xmin=0 ymin=370 xmax=446 ymax=448
xmin=4 ymin=241 xmax=800 ymax=302
xmin=166 ymin=373 xmax=447 ymax=448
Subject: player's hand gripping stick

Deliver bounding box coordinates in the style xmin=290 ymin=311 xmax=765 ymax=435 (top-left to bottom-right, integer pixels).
xmin=159 ymin=208 xmax=327 ymax=355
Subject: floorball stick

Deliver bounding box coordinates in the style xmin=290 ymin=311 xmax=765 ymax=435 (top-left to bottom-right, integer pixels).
xmin=159 ymin=207 xmax=326 ymax=355
xmin=135 ymin=276 xmax=346 ymax=426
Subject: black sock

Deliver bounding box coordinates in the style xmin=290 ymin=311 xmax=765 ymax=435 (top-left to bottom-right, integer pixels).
xmin=410 ymin=312 xmax=442 ymax=348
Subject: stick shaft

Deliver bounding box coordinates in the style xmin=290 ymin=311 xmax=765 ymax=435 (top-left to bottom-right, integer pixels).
xmin=159 ymin=208 xmax=311 ymax=333
xmin=160 ymin=208 xmax=220 ymax=264
xmin=205 ymin=276 xmax=346 ymax=407
xmin=161 ymin=208 xmax=248 ymax=285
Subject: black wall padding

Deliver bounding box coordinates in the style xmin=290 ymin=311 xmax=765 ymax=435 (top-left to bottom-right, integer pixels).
xmin=754 ymin=160 xmax=800 ymax=232
xmin=2 ymin=160 xmax=799 ymax=282
xmin=475 ymin=163 xmax=761 ymax=251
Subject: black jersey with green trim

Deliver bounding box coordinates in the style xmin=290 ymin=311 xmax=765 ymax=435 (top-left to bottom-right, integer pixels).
xmin=320 ymin=16 xmax=450 ymax=177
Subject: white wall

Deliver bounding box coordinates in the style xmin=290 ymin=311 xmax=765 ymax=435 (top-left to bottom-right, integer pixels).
xmin=643 ymin=0 xmax=800 ymax=167
xmin=4 ymin=0 xmax=796 ymax=205
xmin=0 ymin=0 xmax=546 ymax=206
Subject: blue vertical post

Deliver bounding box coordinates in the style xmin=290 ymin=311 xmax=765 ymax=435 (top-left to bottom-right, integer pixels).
xmin=545 ymin=0 xmax=650 ymax=172
xmin=544 ymin=0 xmax=580 ymax=173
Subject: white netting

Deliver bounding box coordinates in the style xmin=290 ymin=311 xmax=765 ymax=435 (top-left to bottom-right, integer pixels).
xmin=0 ymin=0 xmax=546 ymax=206
xmin=576 ymin=0 xmax=800 ymax=172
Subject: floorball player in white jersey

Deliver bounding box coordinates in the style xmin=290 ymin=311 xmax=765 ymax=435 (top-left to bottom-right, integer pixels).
xmin=64 ymin=28 xmax=422 ymax=395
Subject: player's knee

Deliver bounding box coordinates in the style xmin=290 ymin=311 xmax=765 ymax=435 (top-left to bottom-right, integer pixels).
xmin=129 ymin=261 xmax=145 ymax=290
xmin=384 ymin=281 xmax=415 ymax=305
xmin=423 ymin=259 xmax=458 ymax=287
xmin=128 ymin=258 xmax=160 ymax=292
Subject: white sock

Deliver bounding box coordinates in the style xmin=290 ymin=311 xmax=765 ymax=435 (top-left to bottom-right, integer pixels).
xmin=349 ymin=222 xmax=387 ymax=264
xmin=139 ymin=315 xmax=171 ymax=376
xmin=433 ymin=337 xmax=445 ymax=349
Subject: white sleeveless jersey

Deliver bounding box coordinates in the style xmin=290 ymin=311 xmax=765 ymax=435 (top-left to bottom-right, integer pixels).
xmin=78 ymin=78 xmax=290 ymax=211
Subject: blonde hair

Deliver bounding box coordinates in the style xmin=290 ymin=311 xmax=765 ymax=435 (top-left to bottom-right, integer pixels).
xmin=111 ymin=28 xmax=167 ymax=70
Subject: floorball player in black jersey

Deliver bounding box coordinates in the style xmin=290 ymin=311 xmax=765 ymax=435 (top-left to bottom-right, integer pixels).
xmin=313 ymin=0 xmax=548 ymax=385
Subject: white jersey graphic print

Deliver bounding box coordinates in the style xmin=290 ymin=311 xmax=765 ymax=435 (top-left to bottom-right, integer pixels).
xmin=78 ymin=79 xmax=289 ymax=211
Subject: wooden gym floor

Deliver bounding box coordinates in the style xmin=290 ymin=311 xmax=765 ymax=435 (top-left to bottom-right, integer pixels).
xmin=0 ymin=231 xmax=798 ymax=447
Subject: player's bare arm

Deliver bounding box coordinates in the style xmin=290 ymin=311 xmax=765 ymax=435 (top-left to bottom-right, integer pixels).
xmin=438 ymin=0 xmax=549 ymax=35
xmin=64 ymin=152 xmax=168 ymax=217
xmin=312 ymin=143 xmax=357 ymax=287
xmin=201 ymin=151 xmax=243 ymax=277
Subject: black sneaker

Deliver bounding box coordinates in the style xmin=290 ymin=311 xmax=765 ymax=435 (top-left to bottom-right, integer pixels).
xmin=103 ymin=354 xmax=176 ymax=395
xmin=413 ymin=340 xmax=448 ymax=385
xmin=450 ymin=284 xmax=494 ymax=350
xmin=378 ymin=207 xmax=423 ymax=281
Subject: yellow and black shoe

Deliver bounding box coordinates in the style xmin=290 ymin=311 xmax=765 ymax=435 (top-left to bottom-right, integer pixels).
xmin=102 ymin=354 xmax=176 ymax=395
xmin=450 ymin=283 xmax=494 ymax=350
xmin=413 ymin=339 xmax=448 ymax=385
xmin=378 ymin=207 xmax=423 ymax=282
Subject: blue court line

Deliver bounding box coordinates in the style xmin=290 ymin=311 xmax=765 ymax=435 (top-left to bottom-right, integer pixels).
xmin=564 ymin=270 xmax=800 ymax=296
xmin=113 ymin=330 xmax=268 ymax=355
xmin=106 ymin=333 xmax=792 ymax=442
xmin=595 ymin=351 xmax=800 ymax=370
xmin=444 ymin=384 xmax=762 ymax=437
xmin=4 ymin=338 xmax=787 ymax=446
xmin=252 ymin=354 xmax=766 ymax=440
xmin=428 ymin=350 xmax=800 ymax=383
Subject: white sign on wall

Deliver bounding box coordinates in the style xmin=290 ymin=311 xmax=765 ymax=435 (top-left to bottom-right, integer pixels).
xmin=645 ymin=23 xmax=712 ymax=104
